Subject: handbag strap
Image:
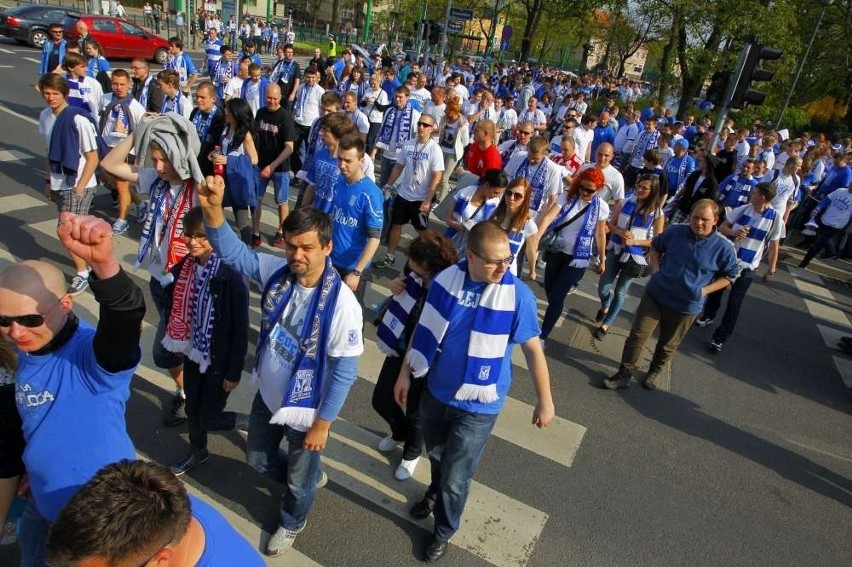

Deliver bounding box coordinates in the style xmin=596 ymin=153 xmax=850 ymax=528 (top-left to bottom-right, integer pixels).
xmin=549 ymin=198 xmax=590 ymax=234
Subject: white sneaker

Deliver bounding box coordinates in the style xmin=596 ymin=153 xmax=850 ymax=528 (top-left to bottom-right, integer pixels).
xmin=394 ymin=457 xmax=420 ymax=481
xmin=377 ymin=434 xmax=400 ymax=452
xmin=266 ymin=525 xmax=299 ymax=556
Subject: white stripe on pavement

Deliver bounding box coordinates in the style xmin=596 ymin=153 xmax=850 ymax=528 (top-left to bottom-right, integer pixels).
xmin=23 ymin=56 xmax=40 ymax=64
xmin=0 ymin=102 xmax=38 ymax=125
xmin=0 ymin=193 xmax=44 ymax=212
xmin=0 ymin=48 xmax=14 ymax=54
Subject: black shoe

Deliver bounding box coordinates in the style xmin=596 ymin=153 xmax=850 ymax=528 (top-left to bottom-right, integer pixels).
xmin=593 ymin=326 xmax=609 ymax=340
xmin=603 ymin=365 xmax=633 ymax=390
xmin=594 ymin=308 xmax=607 ymax=324
xmin=163 ymin=394 xmax=187 ymax=426
xmin=169 ymin=449 xmax=210 ymax=476
xmin=642 ymin=368 xmax=662 ymax=391
xmin=409 ymin=497 xmax=434 ymax=520
xmin=425 ymin=538 xmax=449 ymax=563
xmin=708 ymin=339 xmax=723 ymax=353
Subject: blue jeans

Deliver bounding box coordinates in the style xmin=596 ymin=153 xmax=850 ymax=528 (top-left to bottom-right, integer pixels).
xmin=19 ymin=498 xmax=50 ymax=567
xmin=246 ymin=392 xmax=321 ymax=532
xmin=702 ymin=268 xmax=755 ymax=343
xmin=256 ymin=170 xmax=290 ymax=205
xmin=149 ymin=278 xmax=184 ymax=370
xmin=420 ymin=389 xmax=499 ymax=542
xmin=597 ymin=254 xmax=639 ymax=326
xmin=378 ymin=155 xmax=397 ymax=188
xmin=541 ymin=250 xmax=588 ymax=340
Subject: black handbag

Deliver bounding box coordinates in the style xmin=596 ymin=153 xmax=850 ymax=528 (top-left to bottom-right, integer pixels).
xmin=541 ymin=202 xmax=590 ymax=253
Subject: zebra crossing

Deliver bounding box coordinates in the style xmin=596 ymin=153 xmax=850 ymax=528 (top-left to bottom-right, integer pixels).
xmin=0 ymin=192 xmax=588 ymax=566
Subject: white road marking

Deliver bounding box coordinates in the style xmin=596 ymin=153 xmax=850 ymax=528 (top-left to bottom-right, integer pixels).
xmin=0 ymin=193 xmax=44 ymax=213
xmin=23 ymin=56 xmax=40 ymax=64
xmin=0 ymin=102 xmax=38 ymax=125
xmin=0 ymin=48 xmax=14 ymax=54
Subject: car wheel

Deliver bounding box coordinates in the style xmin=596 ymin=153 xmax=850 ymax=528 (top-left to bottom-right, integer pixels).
xmin=30 ymin=29 xmax=48 ymax=49
xmin=154 ymin=48 xmax=167 ymax=65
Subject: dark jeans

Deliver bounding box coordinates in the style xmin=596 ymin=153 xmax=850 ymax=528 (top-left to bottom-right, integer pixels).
xmin=19 ymin=498 xmax=50 ymax=567
xmin=420 ymin=388 xmax=499 ymax=542
xmin=246 ymin=392 xmax=321 ymax=531
xmin=371 ymin=355 xmax=426 ymax=461
xmin=702 ymin=268 xmax=754 ymax=344
xmin=183 ymin=358 xmax=239 ymax=451
xmin=292 ymin=123 xmax=311 ymax=174
xmin=800 ymin=225 xmax=844 ymax=267
xmin=334 ymin=264 xmax=371 ymax=306
xmin=541 ymin=250 xmax=587 ymax=340
xmin=366 ymin=122 xmax=381 ymax=156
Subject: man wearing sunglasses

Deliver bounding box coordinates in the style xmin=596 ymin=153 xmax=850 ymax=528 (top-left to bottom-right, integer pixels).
xmin=0 ymin=214 xmax=145 ymax=566
xmin=39 ymin=23 xmax=67 ymax=75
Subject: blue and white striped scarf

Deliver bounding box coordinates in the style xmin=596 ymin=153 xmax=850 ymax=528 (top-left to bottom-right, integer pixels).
xmin=500 ymin=140 xmax=518 ymax=164
xmin=631 ymin=129 xmax=660 ymax=165
xmin=376 ymin=271 xmax=425 ymax=356
xmin=609 ymin=196 xmax=655 ymax=264
xmin=405 ymin=261 xmax=515 ymax=403
xmin=731 ymin=205 xmax=776 ymax=266
xmin=517 ymin=158 xmax=549 ymax=211
xmin=377 ymin=103 xmax=414 ymax=151
xmin=256 ymin=258 xmax=341 ymax=429
xmin=444 ymin=189 xmax=499 ymax=241
xmin=548 ymin=194 xmax=601 ymax=268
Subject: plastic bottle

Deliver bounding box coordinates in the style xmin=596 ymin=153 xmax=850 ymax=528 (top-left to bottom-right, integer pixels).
xmin=213 ymin=145 xmax=224 ymax=175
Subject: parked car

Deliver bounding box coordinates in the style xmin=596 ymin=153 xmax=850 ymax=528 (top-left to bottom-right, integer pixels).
xmin=0 ymin=4 xmax=80 ymax=48
xmin=64 ymin=15 xmax=170 ymax=64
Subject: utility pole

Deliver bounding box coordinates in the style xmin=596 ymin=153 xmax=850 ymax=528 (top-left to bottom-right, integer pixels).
xmin=707 ymin=40 xmax=752 ymax=158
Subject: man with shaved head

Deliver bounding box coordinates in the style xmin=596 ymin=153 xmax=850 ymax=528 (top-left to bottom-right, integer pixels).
xmin=0 ymin=214 xmax=145 ymax=566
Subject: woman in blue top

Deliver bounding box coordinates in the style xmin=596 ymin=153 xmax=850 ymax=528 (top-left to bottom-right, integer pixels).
xmin=594 ymin=174 xmax=665 ymax=339
xmin=84 ymin=40 xmax=110 ymax=80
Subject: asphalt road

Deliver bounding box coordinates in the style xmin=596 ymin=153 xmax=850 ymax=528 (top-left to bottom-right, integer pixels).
xmin=0 ymin=38 xmax=851 ymax=567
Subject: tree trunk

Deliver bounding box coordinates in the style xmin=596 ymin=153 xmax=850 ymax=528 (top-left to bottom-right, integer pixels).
xmin=354 ymin=0 xmax=365 ymax=31
xmin=519 ymin=0 xmax=546 ymax=62
xmin=657 ymin=5 xmax=682 ymax=100
xmin=331 ymin=0 xmax=341 ymax=36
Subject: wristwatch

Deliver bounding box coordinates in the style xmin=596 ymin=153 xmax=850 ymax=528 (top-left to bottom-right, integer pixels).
xmin=352 ymin=269 xmax=362 ymax=277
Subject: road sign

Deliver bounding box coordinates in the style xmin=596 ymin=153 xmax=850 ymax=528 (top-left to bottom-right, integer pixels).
xmin=447 ymin=20 xmax=463 ymax=33
xmin=449 ymin=8 xmax=474 ymax=21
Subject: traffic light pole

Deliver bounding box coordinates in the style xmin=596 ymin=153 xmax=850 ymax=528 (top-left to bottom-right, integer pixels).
xmin=707 ymin=41 xmax=752 ymax=158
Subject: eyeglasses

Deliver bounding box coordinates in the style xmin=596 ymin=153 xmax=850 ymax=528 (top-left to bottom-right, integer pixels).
xmin=579 ymin=184 xmax=598 ymax=194
xmin=417 ymin=122 xmax=434 ymax=128
xmin=506 ymin=191 xmax=525 ymax=200
xmin=470 ymin=249 xmax=514 ymax=267
xmin=0 ymin=296 xmax=65 ymax=328
xmin=518 ymin=130 xmax=534 ymax=136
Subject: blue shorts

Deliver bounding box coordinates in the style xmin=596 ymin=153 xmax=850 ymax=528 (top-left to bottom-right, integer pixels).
xmin=256 ymin=171 xmax=290 ymax=205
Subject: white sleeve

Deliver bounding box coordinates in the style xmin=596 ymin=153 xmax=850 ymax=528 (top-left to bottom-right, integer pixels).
xmin=327 ymin=288 xmax=365 ymax=357
xmin=430 ymin=144 xmax=445 ymax=171
xmin=75 ymin=116 xmax=99 ymax=153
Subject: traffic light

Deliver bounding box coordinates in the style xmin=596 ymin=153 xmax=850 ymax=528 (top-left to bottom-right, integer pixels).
xmin=705 ymin=71 xmax=730 ymax=106
xmin=729 ymin=40 xmax=782 ymax=109
xmin=429 ymin=22 xmax=441 ymax=44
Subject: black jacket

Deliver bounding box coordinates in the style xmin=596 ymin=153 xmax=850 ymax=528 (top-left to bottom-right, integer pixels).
xmin=677 ymin=169 xmax=719 ymax=215
xmin=164 ymin=257 xmax=249 ymax=382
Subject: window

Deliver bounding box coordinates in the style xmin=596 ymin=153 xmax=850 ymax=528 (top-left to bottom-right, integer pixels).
xmin=92 ymin=19 xmax=117 ymax=33
xmin=120 ymin=21 xmax=146 ymax=37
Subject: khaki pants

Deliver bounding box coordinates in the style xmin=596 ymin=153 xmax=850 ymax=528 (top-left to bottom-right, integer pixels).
xmin=621 ymin=292 xmax=698 ymax=374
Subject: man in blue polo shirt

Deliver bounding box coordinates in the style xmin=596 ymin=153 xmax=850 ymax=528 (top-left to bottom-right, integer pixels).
xmin=605 ymin=198 xmax=739 ymax=391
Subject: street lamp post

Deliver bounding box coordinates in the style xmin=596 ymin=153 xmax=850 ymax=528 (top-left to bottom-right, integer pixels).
xmin=775 ymin=0 xmax=834 ymax=129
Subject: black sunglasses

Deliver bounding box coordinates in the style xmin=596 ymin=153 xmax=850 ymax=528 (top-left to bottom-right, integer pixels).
xmin=0 ymin=297 xmax=64 ymax=328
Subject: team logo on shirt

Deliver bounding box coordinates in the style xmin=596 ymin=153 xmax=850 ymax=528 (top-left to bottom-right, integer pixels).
xmin=347 ymin=329 xmax=360 ymax=346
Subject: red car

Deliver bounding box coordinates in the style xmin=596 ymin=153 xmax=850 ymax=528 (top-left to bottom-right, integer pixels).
xmin=64 ymin=15 xmax=169 ymax=64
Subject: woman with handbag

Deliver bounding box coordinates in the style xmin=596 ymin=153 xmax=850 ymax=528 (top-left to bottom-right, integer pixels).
xmin=537 ymin=167 xmax=609 ymax=345
xmin=594 ymin=174 xmax=665 ymax=339
xmin=444 ymin=168 xmax=507 ymax=254
xmin=209 ymin=98 xmax=259 ymax=244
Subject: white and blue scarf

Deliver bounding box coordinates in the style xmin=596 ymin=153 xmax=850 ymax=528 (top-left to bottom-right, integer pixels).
xmin=161 ymin=91 xmax=185 ymax=115
xmin=548 ymin=194 xmax=601 ymax=267
xmin=377 ymin=103 xmax=414 ymax=151
xmin=500 ymin=140 xmax=518 ymax=164
xmin=257 ymin=258 xmax=341 ymax=428
xmin=405 ymin=261 xmax=516 ymax=403
xmin=731 ymin=205 xmax=776 ymax=266
xmin=609 ymin=196 xmax=655 ymax=264
xmin=444 ymin=190 xmax=499 ymax=241
xmin=518 ymin=158 xmax=550 ymax=211
xmin=376 ymin=271 xmax=425 ymax=356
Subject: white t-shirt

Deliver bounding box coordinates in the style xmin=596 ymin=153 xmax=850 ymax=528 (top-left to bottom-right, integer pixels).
xmin=505 ymin=218 xmax=537 ymax=275
xmin=551 ymin=194 xmax=609 ymax=254
xmin=410 ymin=87 xmax=431 ymax=108
xmin=503 ymin=155 xmax=563 ymax=216
xmin=38 ymin=108 xmax=99 ymax=193
xmin=224 ymin=76 xmax=244 ymax=100
xmin=572 ymin=126 xmax=595 ymax=161
xmin=255 ymin=255 xmax=363 ymax=429
xmin=294 ymin=83 xmax=325 ymax=127
xmin=345 ymin=109 xmax=370 ymax=135
xmin=726 ymin=204 xmax=783 ymax=270
xmin=243 ymin=79 xmax=262 ymax=116
xmin=395 ymin=138 xmax=444 ymax=201
xmin=821 ymin=188 xmax=852 ymax=229
xmin=578 ymin=163 xmax=625 ymax=205
xmin=98 ymin=94 xmax=146 ymax=148
xmin=363 ymin=88 xmax=390 ymax=123
xmin=137 ymin=168 xmax=198 ymax=283
xmin=770 ymin=171 xmax=799 ymax=218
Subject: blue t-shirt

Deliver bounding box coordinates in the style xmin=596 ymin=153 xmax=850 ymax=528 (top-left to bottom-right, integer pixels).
xmin=191 ymin=496 xmax=265 ymax=566
xmin=645 ymin=224 xmax=739 ymax=315
xmin=816 ymin=165 xmax=852 ymax=199
xmin=427 ymin=278 xmax=540 ymax=414
xmin=307 ymin=146 xmax=341 ymax=213
xmin=329 ymin=176 xmax=384 ymax=270
xmin=16 ymin=319 xmax=139 ymax=520
xmin=590 ymin=124 xmax=615 ymax=158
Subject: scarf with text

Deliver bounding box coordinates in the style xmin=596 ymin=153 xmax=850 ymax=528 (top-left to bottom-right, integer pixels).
xmin=136 ymin=177 xmax=194 ymax=277
xmin=377 ymin=103 xmax=414 ymax=151
xmin=609 ymin=195 xmax=656 ymax=264
xmin=376 ymin=270 xmax=425 ymax=356
xmin=549 ymin=194 xmax=601 ymax=267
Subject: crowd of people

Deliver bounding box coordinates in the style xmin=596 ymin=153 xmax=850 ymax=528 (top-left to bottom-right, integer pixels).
xmin=3 ymin=20 xmax=851 ymax=565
